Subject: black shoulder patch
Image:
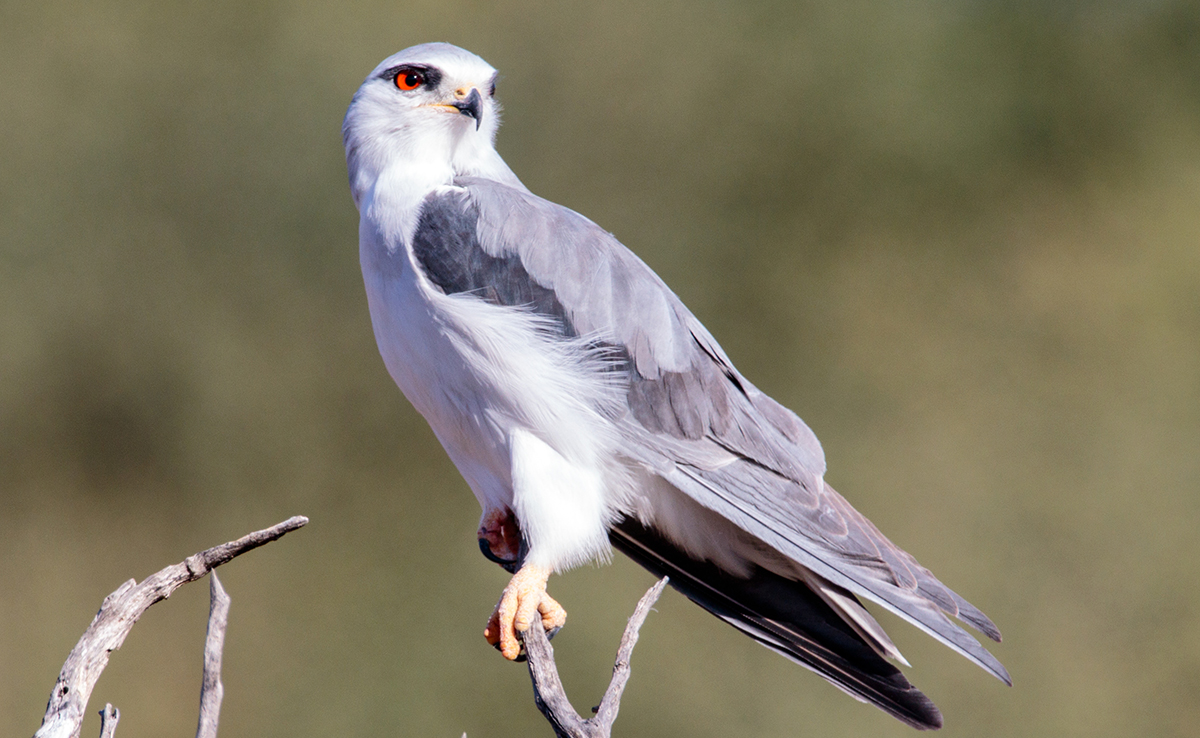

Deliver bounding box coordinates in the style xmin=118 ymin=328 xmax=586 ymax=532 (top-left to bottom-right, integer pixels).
xmin=410 ymin=191 xmax=575 ymax=337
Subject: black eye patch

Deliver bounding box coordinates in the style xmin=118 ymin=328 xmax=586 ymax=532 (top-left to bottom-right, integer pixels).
xmin=381 ymin=63 xmax=443 ymax=90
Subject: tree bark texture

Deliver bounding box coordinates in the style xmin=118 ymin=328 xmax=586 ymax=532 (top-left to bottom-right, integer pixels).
xmin=33 ymin=516 xmax=308 ymax=738
xmin=520 ymin=577 xmax=668 ymax=738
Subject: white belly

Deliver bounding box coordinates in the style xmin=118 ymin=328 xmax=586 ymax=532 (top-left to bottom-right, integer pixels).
xmin=359 ymin=222 xmax=628 ymax=570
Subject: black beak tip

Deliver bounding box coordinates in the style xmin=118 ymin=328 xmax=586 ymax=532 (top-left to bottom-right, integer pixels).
xmin=453 ymin=88 xmax=484 ymax=130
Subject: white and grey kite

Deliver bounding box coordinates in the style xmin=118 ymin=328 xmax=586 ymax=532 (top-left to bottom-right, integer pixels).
xmin=344 ymin=43 xmax=1008 ymax=730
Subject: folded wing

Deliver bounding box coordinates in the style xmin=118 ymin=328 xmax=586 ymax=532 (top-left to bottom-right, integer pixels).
xmin=411 ymin=177 xmax=1009 ymax=716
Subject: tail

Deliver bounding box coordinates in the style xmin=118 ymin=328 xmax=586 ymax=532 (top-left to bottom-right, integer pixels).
xmin=610 ymin=517 xmax=944 ymax=730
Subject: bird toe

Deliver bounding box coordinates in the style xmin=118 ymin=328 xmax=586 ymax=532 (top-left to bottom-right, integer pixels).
xmin=484 ymin=564 xmax=559 ymax=661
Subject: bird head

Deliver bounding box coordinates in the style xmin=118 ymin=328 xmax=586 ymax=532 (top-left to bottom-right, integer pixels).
xmin=344 ymin=43 xmax=506 ymax=203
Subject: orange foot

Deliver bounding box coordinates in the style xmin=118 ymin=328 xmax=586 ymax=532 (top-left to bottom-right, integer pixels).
xmin=483 ymin=563 xmax=567 ymax=660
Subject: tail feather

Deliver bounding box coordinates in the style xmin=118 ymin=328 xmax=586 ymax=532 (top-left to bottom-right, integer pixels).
xmin=610 ymin=517 xmax=944 ymax=730
xmin=798 ymin=568 xmax=911 ymax=667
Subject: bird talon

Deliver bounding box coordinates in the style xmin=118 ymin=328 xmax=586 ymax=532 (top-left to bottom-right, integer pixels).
xmin=478 ymin=538 xmax=519 ymax=572
xmin=484 ymin=564 xmax=564 ymax=660
xmin=478 ymin=509 xmax=524 ymax=573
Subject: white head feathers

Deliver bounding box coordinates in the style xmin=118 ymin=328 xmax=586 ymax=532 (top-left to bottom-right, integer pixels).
xmin=343 ymin=43 xmax=521 ymax=208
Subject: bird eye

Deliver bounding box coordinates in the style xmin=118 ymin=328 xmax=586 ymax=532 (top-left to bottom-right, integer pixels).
xmin=395 ymin=68 xmax=426 ymax=91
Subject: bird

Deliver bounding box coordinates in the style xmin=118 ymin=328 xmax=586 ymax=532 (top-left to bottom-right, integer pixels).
xmin=343 ymin=42 xmax=1008 ymax=730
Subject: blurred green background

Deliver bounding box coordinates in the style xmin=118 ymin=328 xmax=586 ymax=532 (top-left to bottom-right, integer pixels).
xmin=3 ymin=1 xmax=1199 ymax=736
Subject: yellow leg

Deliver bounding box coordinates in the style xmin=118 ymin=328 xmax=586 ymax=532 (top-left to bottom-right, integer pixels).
xmin=484 ymin=564 xmax=568 ymax=660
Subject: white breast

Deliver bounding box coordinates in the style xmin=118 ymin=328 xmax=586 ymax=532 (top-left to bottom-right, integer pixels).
xmin=358 ymin=191 xmax=632 ymax=571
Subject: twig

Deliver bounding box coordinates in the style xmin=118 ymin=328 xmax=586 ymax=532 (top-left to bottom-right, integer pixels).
xmin=195 ymin=571 xmax=231 ymax=738
xmin=33 ymin=516 xmax=308 ymax=738
xmin=520 ymin=577 xmax=668 ymax=738
xmin=96 ymin=705 xmax=118 ymax=738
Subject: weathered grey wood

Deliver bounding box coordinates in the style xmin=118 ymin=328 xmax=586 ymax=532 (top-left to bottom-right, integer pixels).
xmin=520 ymin=577 xmax=668 ymax=738
xmin=33 ymin=516 xmax=308 ymax=738
xmin=96 ymin=705 xmax=118 ymax=738
xmin=195 ymin=571 xmax=231 ymax=738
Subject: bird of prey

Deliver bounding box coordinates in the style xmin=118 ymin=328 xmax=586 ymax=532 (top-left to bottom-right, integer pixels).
xmin=343 ymin=42 xmax=1008 ymax=730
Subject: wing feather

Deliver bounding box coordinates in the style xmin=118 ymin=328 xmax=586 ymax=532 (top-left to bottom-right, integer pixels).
xmin=611 ymin=518 xmax=943 ymax=730
xmin=423 ymin=177 xmax=1008 ymax=688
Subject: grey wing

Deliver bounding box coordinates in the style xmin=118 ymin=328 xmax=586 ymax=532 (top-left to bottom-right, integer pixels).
xmin=424 ymin=177 xmax=1008 ymax=685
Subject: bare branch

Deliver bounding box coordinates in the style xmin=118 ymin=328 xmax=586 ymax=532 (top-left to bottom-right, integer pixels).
xmin=592 ymin=577 xmax=667 ymax=728
xmin=195 ymin=571 xmax=231 ymax=738
xmin=96 ymin=705 xmax=118 ymax=738
xmin=520 ymin=577 xmax=668 ymax=738
xmin=34 ymin=516 xmax=308 ymax=738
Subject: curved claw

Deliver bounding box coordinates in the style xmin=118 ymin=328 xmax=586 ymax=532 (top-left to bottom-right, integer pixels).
xmin=479 ymin=538 xmax=521 ymax=574
xmin=493 ymin=621 xmax=563 ymax=662
xmin=477 ymin=509 xmax=524 ymax=574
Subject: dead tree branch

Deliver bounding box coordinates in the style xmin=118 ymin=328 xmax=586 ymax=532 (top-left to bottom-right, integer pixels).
xmin=33 ymin=516 xmax=308 ymax=738
xmin=96 ymin=706 xmax=118 ymax=738
xmin=520 ymin=577 xmax=668 ymax=738
xmin=195 ymin=570 xmax=231 ymax=738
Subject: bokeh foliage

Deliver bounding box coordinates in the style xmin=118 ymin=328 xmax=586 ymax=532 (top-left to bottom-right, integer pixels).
xmin=3 ymin=1 xmax=1199 ymax=736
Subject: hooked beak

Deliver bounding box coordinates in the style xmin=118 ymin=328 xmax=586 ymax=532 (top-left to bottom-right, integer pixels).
xmin=451 ymin=87 xmax=483 ymax=130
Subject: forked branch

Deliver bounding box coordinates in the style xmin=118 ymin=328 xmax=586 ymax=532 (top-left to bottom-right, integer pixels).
xmin=33 ymin=516 xmax=308 ymax=738
xmin=519 ymin=577 xmax=669 ymax=738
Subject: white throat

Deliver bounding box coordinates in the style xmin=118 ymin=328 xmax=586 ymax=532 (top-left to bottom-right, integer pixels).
xmin=348 ymin=113 xmax=526 ymax=249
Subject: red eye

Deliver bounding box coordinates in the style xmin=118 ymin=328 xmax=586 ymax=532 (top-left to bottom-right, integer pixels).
xmin=395 ymin=68 xmax=425 ymax=91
